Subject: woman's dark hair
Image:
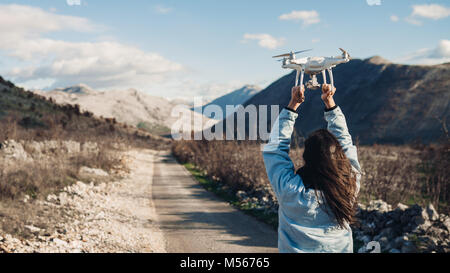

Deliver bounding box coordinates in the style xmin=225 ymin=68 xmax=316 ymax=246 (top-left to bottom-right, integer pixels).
xmin=296 ymin=129 xmax=357 ymax=228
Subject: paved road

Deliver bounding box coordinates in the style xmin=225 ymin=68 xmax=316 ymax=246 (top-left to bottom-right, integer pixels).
xmin=152 ymin=151 xmax=278 ymax=253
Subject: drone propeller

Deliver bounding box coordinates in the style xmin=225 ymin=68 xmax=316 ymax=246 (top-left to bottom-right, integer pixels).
xmin=293 ymin=49 xmax=312 ymax=55
xmin=339 ymin=48 xmax=351 ymax=59
xmin=272 ymin=49 xmax=312 ymax=58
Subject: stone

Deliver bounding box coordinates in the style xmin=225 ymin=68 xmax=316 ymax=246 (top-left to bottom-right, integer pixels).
xmin=360 ymin=235 xmax=372 ymax=244
xmin=443 ymin=217 xmax=450 ymax=232
xmin=412 ymin=220 xmax=432 ymax=233
xmin=400 ymin=213 xmax=410 ymax=224
xmin=47 ymin=194 xmax=58 ymax=203
xmin=58 ymin=192 xmax=69 ymax=206
xmin=23 ymin=195 xmax=30 ymax=203
xmin=413 ymin=215 xmax=426 ymax=225
xmin=367 ymin=199 xmax=391 ymax=213
xmin=395 ymin=203 xmax=409 ymax=211
xmin=385 ymin=219 xmax=395 ymax=227
xmin=379 ymin=236 xmax=389 ymax=251
xmin=51 ymin=238 xmax=68 ymax=247
xmin=357 ymin=246 xmax=366 ymax=253
xmin=426 ymin=204 xmax=439 ymax=221
xmin=236 ymin=190 xmax=247 ymax=200
xmin=24 ymin=225 xmax=41 ymax=234
xmin=401 ymin=241 xmax=417 ymax=253
xmin=79 ymin=166 xmax=109 ymax=177
xmin=393 ymin=236 xmax=408 ymax=248
xmin=362 ymin=221 xmax=376 ymax=233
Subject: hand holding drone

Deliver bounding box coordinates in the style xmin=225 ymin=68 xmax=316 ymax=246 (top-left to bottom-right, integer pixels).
xmin=273 ymin=48 xmax=350 ymax=91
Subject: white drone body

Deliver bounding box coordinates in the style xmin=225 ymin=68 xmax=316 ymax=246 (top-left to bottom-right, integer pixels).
xmin=273 ymin=48 xmax=350 ymax=90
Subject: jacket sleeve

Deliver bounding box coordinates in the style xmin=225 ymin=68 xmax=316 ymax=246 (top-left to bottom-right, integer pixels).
xmin=262 ymin=108 xmax=303 ymax=200
xmin=324 ymin=106 xmax=362 ymax=191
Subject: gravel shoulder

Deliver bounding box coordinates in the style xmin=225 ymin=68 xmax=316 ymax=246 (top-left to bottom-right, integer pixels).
xmin=0 ymin=149 xmax=166 ymax=253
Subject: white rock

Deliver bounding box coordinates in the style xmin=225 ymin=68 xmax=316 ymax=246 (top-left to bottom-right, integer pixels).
xmin=24 ymin=225 xmax=41 ymax=234
xmin=426 ymin=204 xmax=439 ymax=221
xmin=236 ymin=190 xmax=247 ymax=200
xmin=51 ymin=238 xmax=68 ymax=247
xmin=23 ymin=195 xmax=30 ymax=203
xmin=443 ymin=217 xmax=450 ymax=232
xmin=46 ymin=194 xmax=58 ymax=203
xmin=79 ymin=166 xmax=108 ymax=177
xmin=368 ymin=199 xmax=391 ymax=212
xmin=395 ymin=203 xmax=409 ymax=211
xmin=58 ymin=192 xmax=69 ymax=205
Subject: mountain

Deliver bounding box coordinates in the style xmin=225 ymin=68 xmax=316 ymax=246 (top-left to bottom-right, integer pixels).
xmin=193 ymin=85 xmax=261 ymax=119
xmin=52 ymin=84 xmax=96 ymax=95
xmin=35 ymin=85 xmax=217 ymax=135
xmin=212 ymin=57 xmax=450 ymax=144
xmin=0 ymin=76 xmax=169 ymax=148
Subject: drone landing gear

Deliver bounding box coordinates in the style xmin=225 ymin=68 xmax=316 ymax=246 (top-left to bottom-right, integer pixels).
xmin=295 ymin=68 xmax=335 ymax=90
xmin=294 ymin=69 xmax=304 ymax=87
xmin=325 ymin=68 xmax=334 ymax=90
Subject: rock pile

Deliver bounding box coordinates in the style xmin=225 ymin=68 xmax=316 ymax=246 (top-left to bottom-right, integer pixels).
xmin=354 ymin=200 xmax=449 ymax=253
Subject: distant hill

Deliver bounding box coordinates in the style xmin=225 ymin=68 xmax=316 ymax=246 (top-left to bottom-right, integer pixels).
xmin=35 ymin=85 xmax=216 ymax=135
xmin=0 ymin=76 xmax=169 ymax=148
xmin=193 ymin=85 xmax=261 ymax=119
xmin=212 ymin=57 xmax=450 ymax=144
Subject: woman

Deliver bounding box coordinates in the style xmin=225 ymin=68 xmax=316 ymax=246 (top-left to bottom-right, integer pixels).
xmin=262 ymin=84 xmax=362 ymax=253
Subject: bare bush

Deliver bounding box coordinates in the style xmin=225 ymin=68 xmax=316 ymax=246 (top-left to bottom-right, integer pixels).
xmin=172 ymin=140 xmax=449 ymax=214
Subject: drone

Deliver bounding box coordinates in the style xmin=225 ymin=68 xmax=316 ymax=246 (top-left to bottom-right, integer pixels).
xmin=273 ymin=48 xmax=350 ymax=90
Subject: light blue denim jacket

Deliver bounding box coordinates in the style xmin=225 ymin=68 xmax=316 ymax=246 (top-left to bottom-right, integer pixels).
xmin=262 ymin=106 xmax=361 ymax=253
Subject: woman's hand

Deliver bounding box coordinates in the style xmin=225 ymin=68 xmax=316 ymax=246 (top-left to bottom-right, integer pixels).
xmin=287 ymin=85 xmax=305 ymax=111
xmin=321 ymin=84 xmax=336 ymax=109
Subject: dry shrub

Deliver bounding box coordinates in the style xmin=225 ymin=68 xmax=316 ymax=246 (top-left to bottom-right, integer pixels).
xmin=172 ymin=140 xmax=449 ymax=214
xmin=173 ymin=140 xmax=269 ymax=192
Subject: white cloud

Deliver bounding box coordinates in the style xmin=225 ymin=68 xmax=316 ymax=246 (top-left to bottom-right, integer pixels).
xmin=6 ymin=40 xmax=184 ymax=89
xmin=366 ymin=0 xmax=381 ymax=6
xmin=0 ymin=4 xmax=184 ymax=91
xmin=155 ymin=4 xmax=172 ymax=14
xmin=390 ymin=15 xmax=399 ymax=22
xmin=0 ymin=4 xmax=97 ymax=39
xmin=279 ymin=10 xmax=320 ymax=26
xmin=404 ymin=16 xmax=422 ymax=26
xmin=66 ymin=0 xmax=81 ymax=6
xmin=395 ymin=39 xmax=450 ymax=65
xmin=242 ymin=33 xmax=285 ymax=49
xmin=405 ymin=4 xmax=450 ymax=25
xmin=412 ymin=4 xmax=450 ymax=20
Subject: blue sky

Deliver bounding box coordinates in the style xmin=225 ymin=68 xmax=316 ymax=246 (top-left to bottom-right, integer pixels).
xmin=0 ymin=0 xmax=449 ymax=100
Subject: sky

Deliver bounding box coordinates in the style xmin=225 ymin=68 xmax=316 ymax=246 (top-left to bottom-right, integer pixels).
xmin=0 ymin=0 xmax=449 ymax=100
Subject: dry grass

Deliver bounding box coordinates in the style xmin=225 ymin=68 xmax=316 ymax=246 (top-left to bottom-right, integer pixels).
xmin=172 ymin=140 xmax=450 ymax=214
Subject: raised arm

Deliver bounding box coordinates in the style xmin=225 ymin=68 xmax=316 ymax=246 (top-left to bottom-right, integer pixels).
xmin=262 ymin=85 xmax=305 ymax=199
xmin=321 ymin=84 xmax=361 ymax=173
